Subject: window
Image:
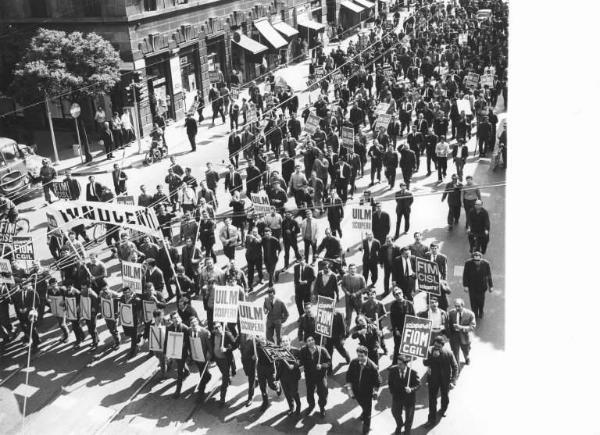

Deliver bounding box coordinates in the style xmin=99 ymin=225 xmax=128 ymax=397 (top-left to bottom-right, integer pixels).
xmin=28 ymin=0 xmax=48 ymax=18
xmin=0 ymin=144 xmax=17 ymax=163
xmin=144 ymin=0 xmax=157 ymax=12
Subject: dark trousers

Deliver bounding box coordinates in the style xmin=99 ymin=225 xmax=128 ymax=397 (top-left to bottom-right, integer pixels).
xmin=203 ymin=243 xmax=217 ymax=263
xmin=362 ymin=261 xmax=378 ymax=285
xmin=188 ymin=133 xmax=196 ymax=151
xmin=283 ymin=238 xmax=301 ymax=267
xmin=437 ymin=157 xmax=447 ymax=180
xmin=223 ymin=244 xmax=236 ymax=260
xmin=428 ymin=380 xmax=450 ymax=421
xmin=194 ymin=361 xmax=211 ymax=395
xmin=71 ymin=319 xmax=86 ymax=343
xmin=215 ymin=357 xmax=231 ymax=401
xmin=478 ymin=136 xmax=491 ymax=155
xmin=258 ymin=369 xmax=278 ymax=403
xmin=395 ymin=209 xmax=410 ymax=235
xmin=329 ymin=220 xmax=342 ymax=238
xmin=303 ymin=239 xmax=317 ymax=262
xmin=463 ymin=199 xmax=476 ymax=227
xmin=243 ymin=359 xmax=256 ymax=400
xmin=246 ymin=257 xmax=263 ymax=288
xmin=174 ymin=358 xmax=190 ymax=394
xmin=295 ymin=291 xmax=311 ymax=317
xmin=105 ymin=319 xmax=120 ymax=344
xmin=357 ymin=395 xmax=373 ymax=432
xmin=17 ymin=314 xmax=40 ymax=346
xmin=349 ymin=175 xmax=357 ymax=196
xmin=281 ymin=376 xmax=301 ymax=410
xmin=306 ymin=376 xmax=328 ymax=409
xmin=392 ymin=332 xmax=403 ymax=365
xmin=450 ymin=338 xmax=471 ymax=364
xmin=468 ymin=233 xmax=489 ymax=254
xmin=265 ymin=261 xmax=277 ymax=286
xmin=447 ymin=204 xmax=461 ymax=226
xmin=55 ymin=316 xmax=69 ymax=339
xmin=468 ymin=289 xmax=486 ymax=318
xmin=324 ymin=337 xmax=350 ymax=363
xmin=400 ymin=167 xmax=412 ymax=188
xmin=385 ymin=169 xmax=396 ymax=188
xmin=336 ymin=182 xmax=348 ymax=203
xmin=426 ymin=153 xmax=437 ymax=173
xmin=391 ymin=398 xmax=415 ymax=434
xmin=370 ymin=162 xmax=382 ymax=183
xmin=383 ymin=264 xmax=393 ymax=295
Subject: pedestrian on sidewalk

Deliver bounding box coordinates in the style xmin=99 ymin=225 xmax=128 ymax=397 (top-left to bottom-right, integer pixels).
xmin=100 ymin=121 xmax=114 ymax=159
xmin=210 ymin=84 xmax=225 ymax=126
xmin=185 ymin=112 xmax=197 ymax=152
xmin=112 ymin=163 xmax=128 ymax=195
xmin=39 ymin=158 xmax=57 ymax=204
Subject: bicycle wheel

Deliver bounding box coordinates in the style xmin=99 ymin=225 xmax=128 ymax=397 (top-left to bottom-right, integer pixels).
xmin=15 ymin=217 xmax=30 ymax=234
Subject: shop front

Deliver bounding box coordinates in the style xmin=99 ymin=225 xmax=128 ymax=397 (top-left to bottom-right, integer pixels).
xmin=253 ymin=18 xmax=288 ymax=70
xmin=178 ymin=46 xmax=201 ymax=113
xmin=146 ymin=54 xmax=173 ymax=121
xmin=272 ymin=19 xmax=299 ymax=65
xmin=296 ymin=5 xmax=326 ymax=50
xmin=339 ymin=0 xmax=365 ymax=31
xmin=231 ymin=32 xmax=268 ymax=83
xmin=353 ymin=0 xmax=376 ymax=21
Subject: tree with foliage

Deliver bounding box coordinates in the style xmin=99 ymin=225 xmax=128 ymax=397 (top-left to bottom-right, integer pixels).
xmin=9 ymin=28 xmax=121 ymax=162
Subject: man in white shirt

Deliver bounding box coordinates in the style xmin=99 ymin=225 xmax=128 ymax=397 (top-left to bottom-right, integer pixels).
xmin=418 ymin=296 xmax=448 ymax=341
xmin=219 ymin=218 xmax=239 ymax=260
xmin=435 ymin=139 xmax=450 ymax=182
xmin=264 ymin=206 xmax=283 ymax=240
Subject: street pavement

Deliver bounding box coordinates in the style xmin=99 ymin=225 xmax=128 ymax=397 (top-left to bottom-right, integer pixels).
xmin=0 ymin=12 xmax=506 ymax=435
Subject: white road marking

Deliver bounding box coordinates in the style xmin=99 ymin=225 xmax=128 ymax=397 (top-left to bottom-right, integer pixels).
xmin=13 ymin=383 xmax=39 ymax=398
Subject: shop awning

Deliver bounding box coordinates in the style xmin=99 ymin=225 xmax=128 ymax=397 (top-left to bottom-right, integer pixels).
xmin=233 ymin=33 xmax=268 ymax=55
xmin=354 ymin=0 xmax=375 ymax=9
xmin=297 ymin=19 xmax=326 ymax=32
xmin=272 ymin=21 xmax=299 ymax=39
xmin=254 ymin=19 xmax=287 ymax=50
xmin=340 ymin=0 xmax=365 ymax=14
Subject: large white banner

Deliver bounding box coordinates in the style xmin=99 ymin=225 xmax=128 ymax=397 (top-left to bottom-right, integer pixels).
xmin=213 ymin=285 xmax=240 ymax=324
xmin=48 ymin=201 xmax=160 ymax=235
xmin=238 ymin=301 xmax=266 ymax=337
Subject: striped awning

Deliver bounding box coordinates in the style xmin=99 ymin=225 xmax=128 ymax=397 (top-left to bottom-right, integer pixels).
xmin=340 ymin=0 xmax=365 ymax=14
xmin=233 ymin=33 xmax=268 ymax=55
xmin=254 ymin=18 xmax=287 ymax=50
xmin=272 ymin=21 xmax=299 ymax=38
xmin=354 ymin=0 xmax=376 ymax=9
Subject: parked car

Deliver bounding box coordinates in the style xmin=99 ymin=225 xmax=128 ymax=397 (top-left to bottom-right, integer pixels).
xmin=0 ymin=137 xmax=44 ymax=199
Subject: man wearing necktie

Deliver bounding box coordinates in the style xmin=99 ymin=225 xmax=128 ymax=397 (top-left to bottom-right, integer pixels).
xmin=388 ymin=355 xmax=421 ymax=435
xmin=219 ymin=218 xmax=239 ymax=260
xmin=345 ymin=345 xmax=381 ymax=434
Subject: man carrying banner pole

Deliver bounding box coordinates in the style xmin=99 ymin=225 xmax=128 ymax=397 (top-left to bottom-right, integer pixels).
xmin=298 ymin=334 xmax=331 ymax=417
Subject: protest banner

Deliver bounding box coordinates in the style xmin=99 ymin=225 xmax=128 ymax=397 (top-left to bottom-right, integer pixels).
xmin=400 ymin=315 xmax=432 ymax=359
xmin=238 ymin=301 xmax=266 ymax=337
xmin=262 ymin=343 xmax=297 ymax=363
xmin=231 ymin=85 xmax=240 ymax=100
xmin=341 ymin=127 xmax=355 ymax=152
xmin=122 ymin=261 xmax=143 ymax=294
xmin=119 ymin=303 xmax=134 ymax=327
xmin=315 ymin=296 xmax=335 ymax=338
xmin=48 ymin=295 xmax=65 ymax=317
xmin=52 ymin=181 xmax=72 ymax=200
xmin=48 ymin=201 xmax=160 ymax=235
xmin=0 ymin=221 xmax=16 ymax=244
xmin=65 ymin=297 xmax=78 ymax=321
xmin=80 ymin=296 xmax=91 ymax=321
xmin=463 ymin=72 xmax=480 ymax=88
xmin=142 ymin=300 xmax=157 ymax=323
xmin=375 ymin=102 xmax=390 ymax=116
xmin=116 ymin=195 xmax=135 ymax=206
xmin=456 ymin=99 xmax=472 ymax=116
xmin=480 ymin=74 xmax=495 ymax=88
xmin=165 ymin=331 xmax=184 ymax=359
xmin=314 ymin=66 xmax=324 ymax=80
xmin=0 ymin=259 xmax=14 ymax=284
xmin=12 ymin=236 xmax=34 ymax=261
xmin=351 ymin=205 xmax=372 ymax=231
xmin=149 ymin=325 xmax=166 ymax=352
xmin=100 ymin=297 xmax=115 ymax=320
xmin=250 ymin=192 xmax=271 ymax=215
xmin=383 ymin=65 xmax=394 ymax=80
xmin=415 ymin=257 xmax=441 ymax=295
xmin=213 ymin=285 xmax=239 ymax=324
xmin=189 ymin=336 xmax=206 ymax=362
xmin=304 ymin=113 xmax=321 ymax=135
xmin=376 ymin=113 xmax=392 ymax=130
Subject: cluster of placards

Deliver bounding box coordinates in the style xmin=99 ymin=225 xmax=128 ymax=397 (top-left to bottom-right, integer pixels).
xmin=463 ymin=72 xmax=480 ymax=89
xmin=341 ymin=127 xmax=355 ymax=152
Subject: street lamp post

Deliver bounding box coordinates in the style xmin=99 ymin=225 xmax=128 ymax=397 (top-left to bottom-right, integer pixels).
xmin=69 ymin=102 xmax=83 ymax=164
xmin=44 ymin=95 xmax=60 ymax=164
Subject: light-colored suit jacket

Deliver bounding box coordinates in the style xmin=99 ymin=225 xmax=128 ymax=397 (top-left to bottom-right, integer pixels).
xmin=300 ymin=218 xmax=318 ymax=243
xmin=447 ymin=308 xmax=476 ymax=345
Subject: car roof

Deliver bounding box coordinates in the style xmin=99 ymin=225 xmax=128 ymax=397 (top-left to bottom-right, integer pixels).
xmin=0 ymin=137 xmax=17 ymax=148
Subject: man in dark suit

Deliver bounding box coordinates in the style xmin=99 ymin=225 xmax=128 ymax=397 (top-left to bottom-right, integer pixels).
xmin=112 ymin=163 xmax=128 ymax=195
xmin=394 ymin=182 xmax=414 ymax=238
xmin=467 ymin=200 xmax=491 ymax=254
xmin=379 ymin=236 xmax=401 ymax=298
xmin=389 ymin=287 xmax=415 ymax=365
xmin=287 ymin=112 xmax=302 ymax=139
xmin=399 ymin=144 xmax=416 ymax=189
xmin=388 ymin=355 xmax=421 ymax=435
xmin=261 ymin=228 xmax=281 ymax=286
xmin=441 ymin=174 xmax=463 ymax=229
xmin=424 ymin=336 xmax=458 ymax=427
xmin=185 ymin=112 xmax=198 ymax=151
xmin=165 ymin=312 xmax=190 ymax=399
xmin=392 ymin=247 xmax=416 ymax=300
xmin=372 ymin=202 xmax=390 ymax=245
xmin=345 ymin=345 xmax=381 ymax=434
xmin=224 ymin=165 xmax=243 ymax=194
xmin=447 ymin=298 xmax=476 ymax=365
xmin=383 ymin=145 xmax=399 ymax=189
xmin=406 ymin=125 xmax=423 ymax=172
xmin=462 ymin=251 xmax=493 ymax=319
xmin=360 ymin=231 xmax=381 ymax=286
xmin=245 ymin=160 xmax=262 ymax=195
xmin=428 ymin=242 xmax=451 ymax=310
xmin=349 ymin=101 xmax=365 ymax=133
xmin=85 ymin=176 xmax=104 ymax=202
xmin=298 ymin=335 xmax=331 ymax=417
xmin=294 ymin=258 xmax=315 ymax=316
xmin=144 ymin=258 xmax=165 ymax=297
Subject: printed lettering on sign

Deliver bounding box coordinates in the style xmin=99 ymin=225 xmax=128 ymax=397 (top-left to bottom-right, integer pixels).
xmin=351 ymin=206 xmax=372 ymax=231
xmin=315 ymin=296 xmax=335 ymax=338
xmin=119 ymin=303 xmax=134 ymax=327
xmin=341 ymin=127 xmax=354 ymax=152
xmin=48 ymin=295 xmax=65 ymax=318
xmin=149 ymin=325 xmax=165 ymax=352
xmin=12 ymin=236 xmax=34 ymax=261
xmin=80 ymin=296 xmax=91 ymax=321
xmin=238 ymin=301 xmax=266 ymax=337
xmin=304 ymin=113 xmax=321 ymax=135
xmin=142 ymin=300 xmax=157 ymax=323
xmin=122 ymin=261 xmax=143 ymax=294
xmin=65 ymin=297 xmax=78 ymax=321
xmin=100 ymin=297 xmax=115 ymax=320
xmin=415 ymin=257 xmax=441 ymax=295
xmin=213 ymin=286 xmax=239 ymax=324
xmin=399 ymin=315 xmax=432 ymax=359
xmin=0 ymin=259 xmax=14 ymax=284
xmin=165 ymin=331 xmax=184 ymax=359
xmin=250 ymin=192 xmax=271 ymax=216
xmin=189 ymin=336 xmax=205 ymax=362
xmin=0 ymin=221 xmax=16 ymax=244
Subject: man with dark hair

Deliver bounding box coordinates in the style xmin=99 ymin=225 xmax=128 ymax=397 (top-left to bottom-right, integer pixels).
xmin=394 ymin=182 xmax=413 ymax=238
xmin=294 ymin=258 xmax=315 ymax=316
xmin=389 ymin=354 xmax=420 ymax=434
xmin=298 ymin=335 xmax=331 ymax=417
xmin=467 ymin=200 xmax=491 ymax=254
xmin=392 ymin=247 xmax=416 ymax=301
xmin=462 ymin=251 xmax=494 ymax=319
xmin=345 ymin=345 xmax=381 ymax=434
xmin=441 ymin=174 xmax=463 ymax=230
xmin=424 ymin=336 xmax=458 ymax=427
xmin=165 ymin=312 xmax=190 ymax=399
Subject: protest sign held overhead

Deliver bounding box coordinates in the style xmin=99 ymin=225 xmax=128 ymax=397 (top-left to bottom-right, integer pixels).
xmin=48 ymin=201 xmax=160 ymax=235
xmin=52 ymin=181 xmax=72 ymax=200
xmin=213 ymin=285 xmax=239 ymax=324
xmin=304 ymin=113 xmax=321 ymax=135
xmin=149 ymin=325 xmax=166 ymax=352
xmin=262 ymin=343 xmax=297 ymax=363
xmin=376 ymin=113 xmax=392 ymax=130
xmin=415 ymin=257 xmax=441 ymax=295
xmin=250 ymin=192 xmax=271 ymax=215
xmin=122 ymin=261 xmax=143 ymax=294
xmin=315 ymin=296 xmax=335 ymax=337
xmin=341 ymin=127 xmax=354 ymax=152
xmin=375 ymin=102 xmax=390 ymax=116
xmin=12 ymin=236 xmax=34 ymax=261
xmin=351 ymin=205 xmax=372 ymax=231
xmin=400 ymin=315 xmax=432 ymax=359
xmin=0 ymin=221 xmax=16 ymax=244
xmin=238 ymin=301 xmax=266 ymax=337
